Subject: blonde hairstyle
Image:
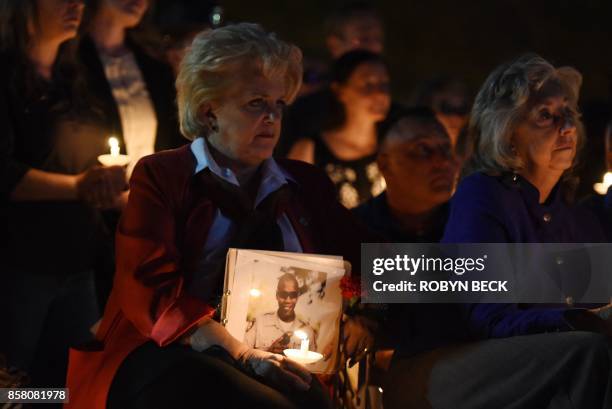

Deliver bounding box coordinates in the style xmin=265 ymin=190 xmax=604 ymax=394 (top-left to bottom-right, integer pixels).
xmin=467 ymin=53 xmax=584 ymax=175
xmin=176 ymin=23 xmax=303 ymax=140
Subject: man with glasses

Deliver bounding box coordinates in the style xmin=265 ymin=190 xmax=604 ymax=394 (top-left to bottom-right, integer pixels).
xmin=245 ymin=273 xmax=317 ymax=354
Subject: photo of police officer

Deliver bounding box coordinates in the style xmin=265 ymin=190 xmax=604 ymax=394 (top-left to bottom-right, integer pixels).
xmin=245 ymin=273 xmax=317 ymax=354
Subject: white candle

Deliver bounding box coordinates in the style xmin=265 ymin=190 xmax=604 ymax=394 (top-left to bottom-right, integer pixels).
xmin=294 ymin=330 xmax=309 ymax=355
xmin=109 ymin=137 xmax=120 ymax=157
xmin=98 ymin=137 xmax=130 ymax=167
xmin=594 ymin=171 xmax=612 ymax=195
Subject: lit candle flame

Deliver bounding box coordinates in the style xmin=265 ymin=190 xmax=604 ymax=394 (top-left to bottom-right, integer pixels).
xmin=294 ymin=330 xmax=309 ymax=355
xmin=109 ymin=137 xmax=120 ymax=157
xmin=249 ymin=288 xmax=261 ymax=297
xmin=594 ymin=171 xmax=612 ymax=195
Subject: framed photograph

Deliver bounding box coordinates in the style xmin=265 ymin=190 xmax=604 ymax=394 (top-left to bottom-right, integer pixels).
xmin=222 ymin=249 xmax=346 ymax=374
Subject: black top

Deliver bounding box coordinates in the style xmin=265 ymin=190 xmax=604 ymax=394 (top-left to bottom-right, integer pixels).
xmin=352 ymin=192 xmax=449 ymax=243
xmin=78 ymin=35 xmax=185 ymax=153
xmin=351 ymin=192 xmax=453 ymax=355
xmin=313 ymin=136 xmax=385 ymax=209
xmin=0 ymin=52 xmax=110 ymax=275
xmin=278 ymin=87 xmax=405 ymax=157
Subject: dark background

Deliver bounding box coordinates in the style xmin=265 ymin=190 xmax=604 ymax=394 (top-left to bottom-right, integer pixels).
xmin=221 ymin=0 xmax=612 ymax=105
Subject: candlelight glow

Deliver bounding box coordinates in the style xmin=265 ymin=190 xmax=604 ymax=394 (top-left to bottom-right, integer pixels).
xmin=294 ymin=330 xmax=307 ymax=340
xmin=109 ymin=137 xmax=120 ymax=156
xmin=594 ymin=172 xmax=612 ymax=195
xmin=294 ymin=330 xmax=309 ymax=355
xmin=249 ymin=288 xmax=261 ymax=297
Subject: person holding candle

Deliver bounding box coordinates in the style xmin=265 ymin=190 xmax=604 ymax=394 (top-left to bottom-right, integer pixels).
xmin=384 ymin=54 xmax=612 ymax=409
xmin=79 ymin=0 xmax=185 ymax=178
xmin=79 ymin=0 xmax=186 ymax=310
xmin=0 ymin=0 xmax=127 ymax=389
xmin=65 ymin=23 xmax=376 ymax=409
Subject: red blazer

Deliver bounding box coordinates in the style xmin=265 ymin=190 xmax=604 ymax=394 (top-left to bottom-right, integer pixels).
xmin=65 ymin=144 xmax=373 ymax=409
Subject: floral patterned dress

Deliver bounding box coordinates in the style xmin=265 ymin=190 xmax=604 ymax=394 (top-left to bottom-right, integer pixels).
xmin=313 ymin=136 xmax=386 ymax=209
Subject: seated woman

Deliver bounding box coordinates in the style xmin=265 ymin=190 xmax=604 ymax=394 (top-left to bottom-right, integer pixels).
xmin=66 ymin=23 xmax=374 ymax=409
xmin=384 ymin=54 xmax=612 ymax=409
xmin=288 ymin=50 xmax=390 ymax=209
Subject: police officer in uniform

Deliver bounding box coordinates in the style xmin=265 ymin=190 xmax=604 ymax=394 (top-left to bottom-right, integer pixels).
xmin=245 ymin=274 xmax=317 ymax=354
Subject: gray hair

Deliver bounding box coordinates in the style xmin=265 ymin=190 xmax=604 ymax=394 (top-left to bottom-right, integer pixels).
xmin=467 ymin=53 xmax=583 ymax=175
xmin=176 ymin=23 xmax=303 ymax=140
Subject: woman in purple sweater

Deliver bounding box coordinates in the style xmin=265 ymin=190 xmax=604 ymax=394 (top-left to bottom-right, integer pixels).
xmin=385 ymin=54 xmax=611 ymax=409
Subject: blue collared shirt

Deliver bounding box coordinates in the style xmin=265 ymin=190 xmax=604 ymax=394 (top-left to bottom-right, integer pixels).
xmin=190 ymin=138 xmax=302 ymax=276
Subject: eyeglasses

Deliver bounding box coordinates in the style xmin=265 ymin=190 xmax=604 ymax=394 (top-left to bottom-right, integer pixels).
xmin=277 ymin=291 xmax=298 ymax=299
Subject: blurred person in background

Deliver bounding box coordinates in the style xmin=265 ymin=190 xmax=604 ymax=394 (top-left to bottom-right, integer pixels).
xmin=351 ymin=107 xmax=458 ymax=388
xmin=413 ymin=76 xmax=472 ymax=155
xmin=288 ymin=50 xmax=390 ymax=208
xmin=0 ymin=0 xmax=125 ymax=390
xmin=153 ymin=0 xmax=220 ymax=76
xmin=79 ymin=0 xmax=187 ymax=307
xmin=80 ymin=0 xmax=185 ymax=179
xmin=324 ymin=0 xmax=384 ymax=59
xmin=278 ymin=1 xmax=396 ymax=157
xmin=352 ymin=107 xmax=458 ymax=242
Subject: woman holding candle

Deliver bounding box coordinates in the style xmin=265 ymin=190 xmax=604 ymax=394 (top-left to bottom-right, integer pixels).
xmin=0 ymin=0 xmax=126 ymax=389
xmin=384 ymin=54 xmax=612 ymax=409
xmin=79 ymin=0 xmax=185 ymax=177
xmin=66 ymin=23 xmax=374 ymax=409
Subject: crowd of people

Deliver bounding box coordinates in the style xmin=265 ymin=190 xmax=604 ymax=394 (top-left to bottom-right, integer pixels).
xmin=0 ymin=1 xmax=611 ymax=409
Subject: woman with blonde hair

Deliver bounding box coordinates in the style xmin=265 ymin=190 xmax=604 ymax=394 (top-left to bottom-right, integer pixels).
xmin=66 ymin=23 xmax=374 ymax=409
xmin=385 ymin=54 xmax=611 ymax=409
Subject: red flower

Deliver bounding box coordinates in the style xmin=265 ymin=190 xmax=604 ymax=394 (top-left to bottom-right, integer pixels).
xmin=340 ymin=275 xmax=361 ymax=300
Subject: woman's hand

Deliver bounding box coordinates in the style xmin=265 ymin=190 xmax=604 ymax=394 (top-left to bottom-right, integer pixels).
xmin=76 ymin=165 xmax=126 ymax=209
xmin=343 ymin=315 xmax=376 ymax=367
xmin=184 ymin=319 xmax=311 ymax=392
xmin=590 ymin=303 xmax=612 ymax=321
xmin=237 ymin=348 xmax=311 ymax=392
xmin=565 ymin=308 xmax=612 ymax=338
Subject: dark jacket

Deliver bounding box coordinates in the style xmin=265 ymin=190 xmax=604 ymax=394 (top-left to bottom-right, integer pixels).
xmin=0 ymin=51 xmax=110 ymax=275
xmin=442 ymin=172 xmax=607 ymax=341
xmin=352 ymin=192 xmax=449 ymax=243
xmin=78 ymin=35 xmax=185 ymax=153
xmin=65 ymin=144 xmax=374 ymax=409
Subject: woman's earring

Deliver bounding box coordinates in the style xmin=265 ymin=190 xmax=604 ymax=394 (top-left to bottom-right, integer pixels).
xmin=207 ymin=111 xmax=219 ymax=133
